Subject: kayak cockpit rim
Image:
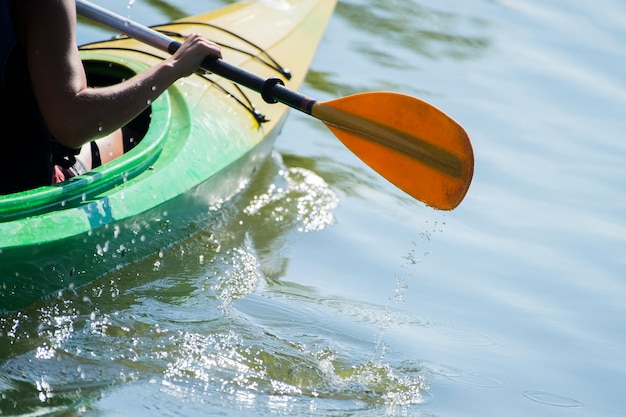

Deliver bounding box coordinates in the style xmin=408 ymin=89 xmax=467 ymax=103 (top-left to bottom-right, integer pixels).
xmin=0 ymin=60 xmax=167 ymax=221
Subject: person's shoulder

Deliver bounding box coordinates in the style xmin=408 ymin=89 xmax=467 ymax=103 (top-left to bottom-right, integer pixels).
xmin=17 ymin=0 xmax=73 ymax=17
xmin=20 ymin=0 xmax=72 ymax=8
xmin=16 ymin=0 xmax=74 ymax=29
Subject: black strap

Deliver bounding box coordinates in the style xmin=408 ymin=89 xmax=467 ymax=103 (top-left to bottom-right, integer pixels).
xmin=90 ymin=141 xmax=102 ymax=168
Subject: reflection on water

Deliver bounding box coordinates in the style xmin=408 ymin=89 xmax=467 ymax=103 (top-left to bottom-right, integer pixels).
xmin=335 ymin=0 xmax=490 ymax=60
xmin=315 ymin=0 xmax=491 ymax=98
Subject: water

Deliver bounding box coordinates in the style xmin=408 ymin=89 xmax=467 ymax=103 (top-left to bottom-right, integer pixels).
xmin=2 ymin=0 xmax=625 ymax=415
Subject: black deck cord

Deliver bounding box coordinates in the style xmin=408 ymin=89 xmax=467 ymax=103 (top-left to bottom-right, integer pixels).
xmin=79 ymin=44 xmax=269 ymax=124
xmin=157 ymin=23 xmax=292 ymax=80
xmin=79 ymin=21 xmax=293 ymax=126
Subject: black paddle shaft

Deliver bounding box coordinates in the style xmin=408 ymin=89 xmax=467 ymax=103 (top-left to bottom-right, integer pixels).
xmin=189 ymin=43 xmax=317 ymax=114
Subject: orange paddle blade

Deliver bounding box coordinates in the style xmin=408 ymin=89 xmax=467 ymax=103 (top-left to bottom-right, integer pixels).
xmin=312 ymin=92 xmax=474 ymax=210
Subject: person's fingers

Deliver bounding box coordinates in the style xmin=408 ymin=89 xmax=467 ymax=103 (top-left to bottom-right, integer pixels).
xmin=169 ymin=34 xmax=222 ymax=76
xmin=184 ymin=34 xmax=222 ymax=59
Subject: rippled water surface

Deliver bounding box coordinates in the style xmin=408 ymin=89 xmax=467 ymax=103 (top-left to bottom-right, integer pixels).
xmin=1 ymin=0 xmax=625 ymax=416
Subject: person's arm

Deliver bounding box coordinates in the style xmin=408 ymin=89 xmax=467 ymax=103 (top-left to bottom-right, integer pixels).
xmin=22 ymin=0 xmax=221 ymax=149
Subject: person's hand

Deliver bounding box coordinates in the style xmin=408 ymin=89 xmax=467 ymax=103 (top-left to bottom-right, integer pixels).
xmin=168 ymin=34 xmax=222 ymax=77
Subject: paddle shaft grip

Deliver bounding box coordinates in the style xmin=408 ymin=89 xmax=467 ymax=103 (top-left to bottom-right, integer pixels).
xmin=195 ymin=50 xmax=316 ymax=115
xmin=76 ymin=0 xmax=317 ymax=114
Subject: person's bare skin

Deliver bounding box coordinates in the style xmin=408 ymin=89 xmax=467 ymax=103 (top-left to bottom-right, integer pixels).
xmin=14 ymin=0 xmax=221 ymax=167
xmin=76 ymin=130 xmax=125 ymax=169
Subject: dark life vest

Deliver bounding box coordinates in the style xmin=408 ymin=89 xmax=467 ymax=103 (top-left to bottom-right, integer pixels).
xmin=0 ymin=0 xmax=15 ymax=86
xmin=0 ymin=0 xmax=59 ymax=195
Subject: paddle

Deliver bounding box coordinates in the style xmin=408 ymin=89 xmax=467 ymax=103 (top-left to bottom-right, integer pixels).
xmin=76 ymin=0 xmax=473 ymax=210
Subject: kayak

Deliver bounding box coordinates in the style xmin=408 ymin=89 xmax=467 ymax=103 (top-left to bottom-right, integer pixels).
xmin=0 ymin=0 xmax=337 ymax=312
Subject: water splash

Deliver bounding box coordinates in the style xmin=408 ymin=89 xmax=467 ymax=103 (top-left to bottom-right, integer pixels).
xmin=373 ymin=230 xmax=430 ymax=365
xmin=244 ymin=167 xmax=338 ymax=233
xmin=211 ymin=235 xmax=261 ymax=309
xmin=160 ymin=328 xmax=426 ymax=412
